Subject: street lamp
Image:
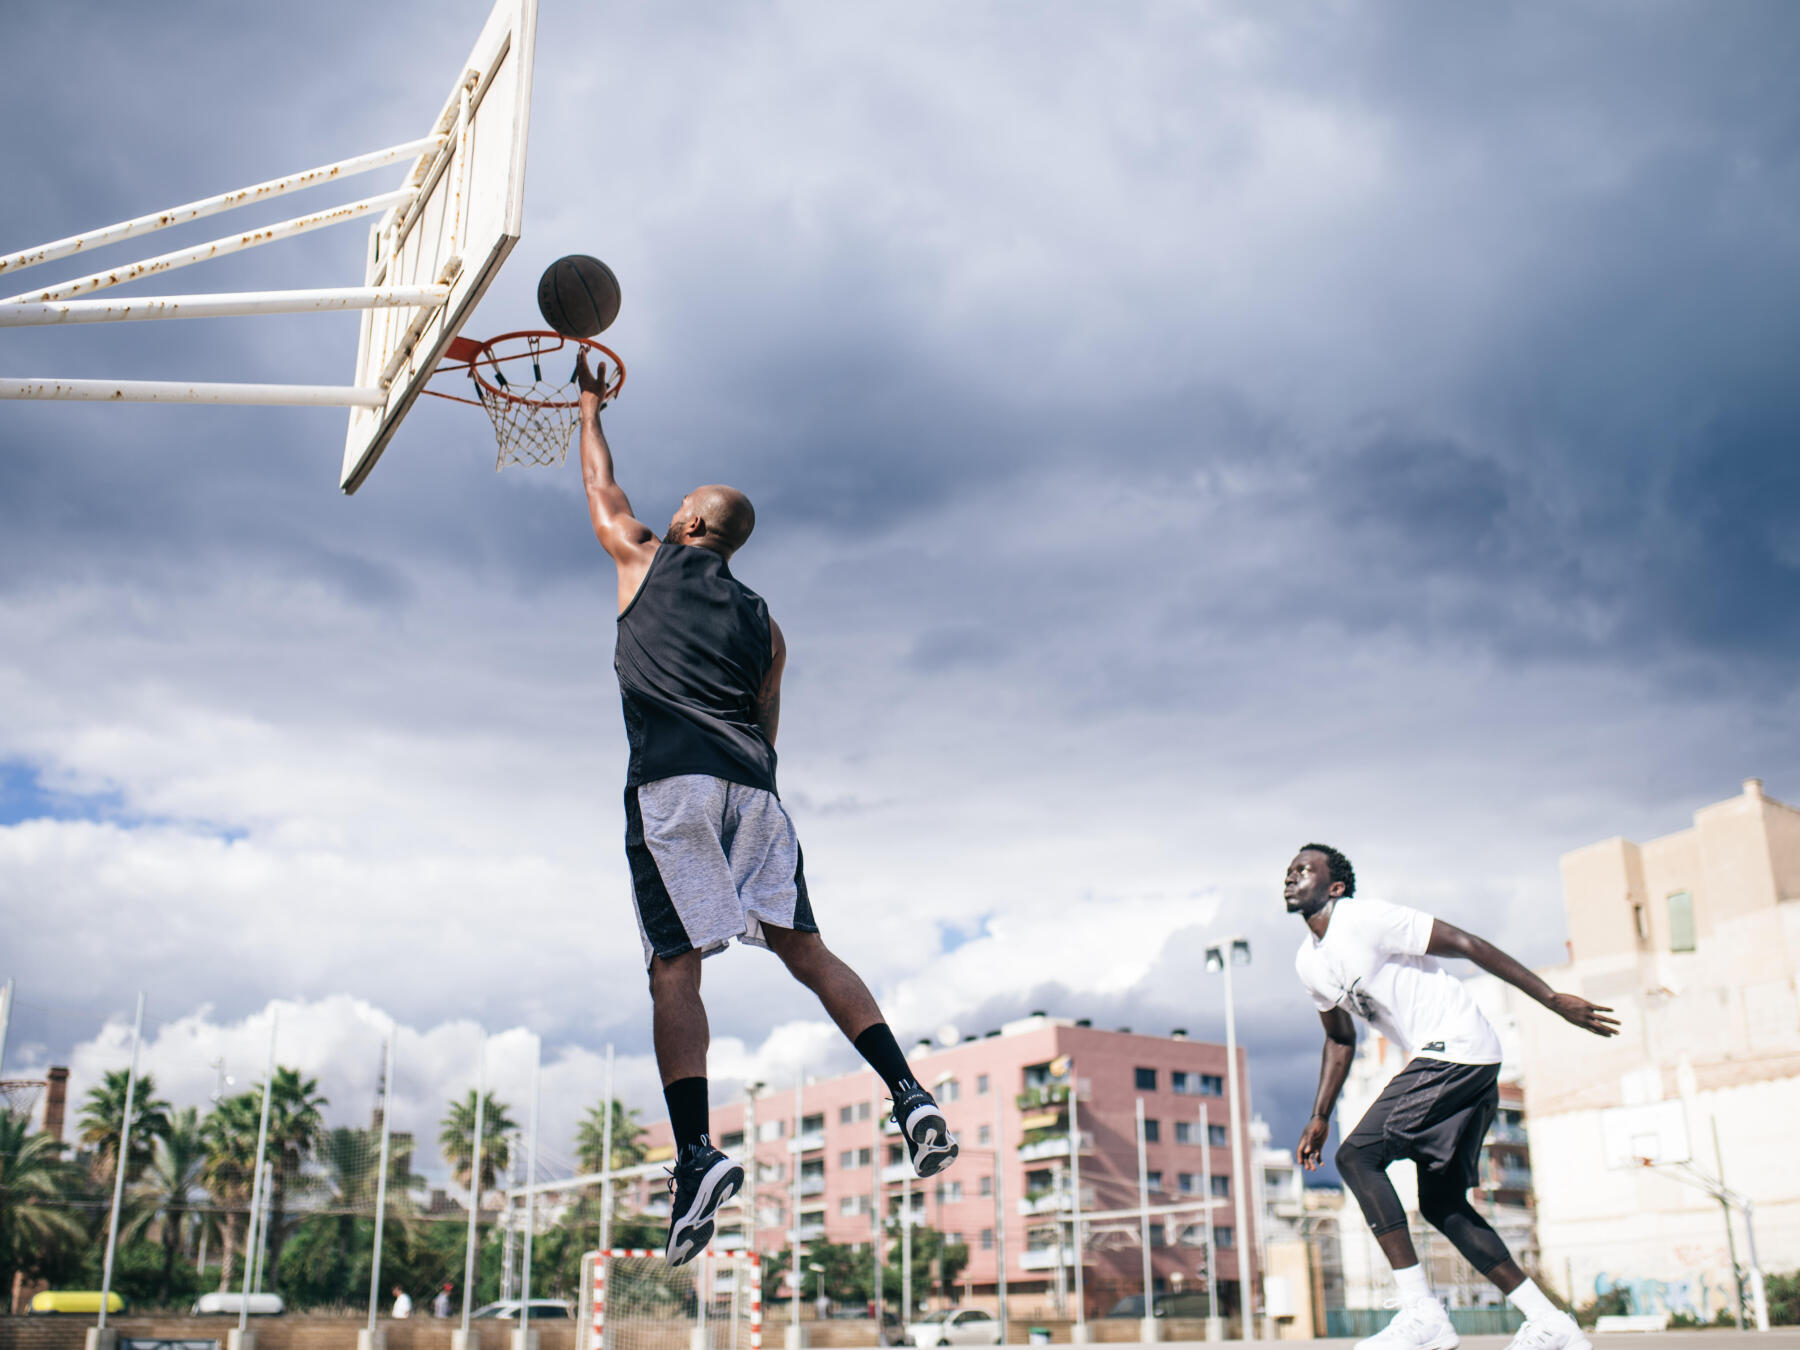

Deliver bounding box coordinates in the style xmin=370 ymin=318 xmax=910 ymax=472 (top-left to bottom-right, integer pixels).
xmin=1204 ymin=938 xmax=1256 ymax=1341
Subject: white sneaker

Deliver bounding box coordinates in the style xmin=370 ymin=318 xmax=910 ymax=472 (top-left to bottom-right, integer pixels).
xmin=1355 ymin=1299 xmax=1459 ymax=1350
xmin=1505 ymin=1311 xmax=1590 ymax=1350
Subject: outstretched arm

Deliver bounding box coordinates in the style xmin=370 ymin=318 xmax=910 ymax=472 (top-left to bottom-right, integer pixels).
xmin=754 ymin=618 xmax=787 ymax=746
xmin=1297 ymin=1007 xmax=1356 ymax=1171
xmin=1427 ymin=919 xmax=1620 ymax=1037
xmin=576 ymin=351 xmax=656 ymax=576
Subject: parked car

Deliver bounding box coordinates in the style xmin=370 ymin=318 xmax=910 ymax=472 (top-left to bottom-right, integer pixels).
xmin=471 ymin=1299 xmax=574 ymax=1320
xmin=29 ymin=1292 xmax=124 ymax=1316
xmin=906 ymin=1309 xmax=1002 ymax=1347
xmin=1103 ymin=1293 xmax=1213 ymax=1320
xmin=192 ymin=1292 xmax=285 ymax=1317
xmin=826 ymin=1308 xmax=901 ymax=1329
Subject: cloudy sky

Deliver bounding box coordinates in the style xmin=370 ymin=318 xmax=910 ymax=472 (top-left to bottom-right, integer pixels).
xmin=3 ymin=1 xmax=1798 ymax=1184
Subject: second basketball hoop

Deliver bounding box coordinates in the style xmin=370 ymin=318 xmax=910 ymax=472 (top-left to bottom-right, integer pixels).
xmin=429 ymin=330 xmax=625 ymax=472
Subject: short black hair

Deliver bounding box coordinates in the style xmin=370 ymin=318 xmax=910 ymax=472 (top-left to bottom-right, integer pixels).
xmin=1299 ymin=842 xmax=1356 ymax=898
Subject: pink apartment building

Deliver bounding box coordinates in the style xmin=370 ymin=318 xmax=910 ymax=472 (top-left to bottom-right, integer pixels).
xmin=627 ymin=1012 xmax=1259 ymax=1318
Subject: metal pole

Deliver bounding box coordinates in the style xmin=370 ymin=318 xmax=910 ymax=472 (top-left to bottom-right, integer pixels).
xmin=0 ymin=377 xmax=388 ymax=407
xmin=2 ymin=188 xmax=416 ymax=306
xmin=1712 ymin=1118 xmax=1745 ymax=1330
xmin=254 ymin=1159 xmax=274 ymax=1293
xmin=0 ymin=134 xmax=447 ymax=277
xmin=1136 ymin=1099 xmax=1156 ymax=1342
xmin=1222 ymin=962 xmax=1254 ymax=1340
xmin=901 ymin=1167 xmax=911 ymax=1336
xmin=993 ymin=1091 xmax=1008 ymax=1338
xmin=792 ymin=1078 xmax=803 ymax=1338
xmin=1741 ymin=1198 xmax=1769 ymax=1332
xmin=461 ymin=1040 xmax=488 ymax=1334
xmin=240 ymin=1009 xmax=278 ymax=1336
xmin=98 ymin=991 xmax=146 ymax=1331
xmin=871 ymin=1081 xmax=884 ymax=1343
xmin=0 ymin=285 xmax=451 ymax=327
xmin=1200 ymin=1105 xmax=1221 ymax=1341
xmin=522 ymin=1039 xmax=541 ymax=1340
xmin=368 ymin=1025 xmax=396 ymax=1336
xmin=0 ymin=979 xmax=13 ymax=1081
xmin=1068 ymin=1064 xmax=1085 ymax=1336
xmin=600 ymin=1045 xmax=614 ymax=1253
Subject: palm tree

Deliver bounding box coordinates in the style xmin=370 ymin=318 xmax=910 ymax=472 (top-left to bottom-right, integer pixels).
xmin=438 ymin=1091 xmax=517 ymax=1192
xmin=0 ymin=1112 xmax=85 ymax=1303
xmin=201 ymin=1092 xmax=262 ymax=1291
xmin=575 ymin=1099 xmax=648 ymax=1173
xmin=261 ymin=1068 xmax=328 ymax=1279
xmin=138 ymin=1106 xmax=207 ymax=1299
xmin=78 ymin=1068 xmax=173 ymax=1184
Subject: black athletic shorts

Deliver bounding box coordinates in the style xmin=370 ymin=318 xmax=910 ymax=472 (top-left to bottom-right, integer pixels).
xmin=1343 ymin=1057 xmax=1500 ymax=1186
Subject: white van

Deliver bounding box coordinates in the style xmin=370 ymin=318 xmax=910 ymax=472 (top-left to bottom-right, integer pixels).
xmin=192 ymin=1293 xmax=286 ymax=1317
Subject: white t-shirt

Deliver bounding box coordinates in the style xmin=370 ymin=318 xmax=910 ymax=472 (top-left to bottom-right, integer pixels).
xmin=1294 ymin=896 xmax=1502 ymax=1065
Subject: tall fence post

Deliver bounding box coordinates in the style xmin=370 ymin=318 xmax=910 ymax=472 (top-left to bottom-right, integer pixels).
xmin=89 ymin=991 xmax=145 ymax=1350
xmin=234 ymin=1009 xmax=278 ymax=1350
xmin=517 ymin=1037 xmax=541 ymax=1350
xmin=455 ymin=1036 xmax=489 ymax=1350
xmin=363 ymin=1024 xmax=397 ymax=1350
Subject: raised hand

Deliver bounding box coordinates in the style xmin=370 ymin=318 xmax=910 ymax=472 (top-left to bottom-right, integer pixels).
xmin=1547 ymin=991 xmax=1620 ymax=1037
xmin=1297 ymin=1115 xmax=1330 ymax=1171
xmin=574 ymin=348 xmax=608 ymax=408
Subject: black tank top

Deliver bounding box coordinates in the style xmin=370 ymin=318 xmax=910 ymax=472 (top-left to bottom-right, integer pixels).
xmin=615 ymin=544 xmax=779 ymax=792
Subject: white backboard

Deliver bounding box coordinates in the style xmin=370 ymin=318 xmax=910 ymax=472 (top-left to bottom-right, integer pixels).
xmin=339 ymin=0 xmax=537 ymax=493
xmin=1600 ymin=1099 xmax=1692 ymax=1169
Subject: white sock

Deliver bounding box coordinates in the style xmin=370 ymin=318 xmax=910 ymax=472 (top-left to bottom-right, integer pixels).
xmin=1394 ymin=1264 xmax=1431 ymax=1305
xmin=1507 ymin=1278 xmax=1556 ymax=1321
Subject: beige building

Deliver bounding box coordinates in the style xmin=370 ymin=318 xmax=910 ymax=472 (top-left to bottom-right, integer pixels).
xmin=1515 ymin=778 xmax=1800 ymax=1321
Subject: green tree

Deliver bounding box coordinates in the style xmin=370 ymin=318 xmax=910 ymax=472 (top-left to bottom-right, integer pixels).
xmin=201 ymin=1091 xmax=263 ymax=1292
xmin=78 ymin=1068 xmax=173 ymax=1184
xmin=137 ymin=1105 xmax=207 ymax=1300
xmin=262 ymin=1067 xmax=329 ymax=1281
xmin=439 ymin=1091 xmax=517 ymax=1191
xmin=576 ymin=1099 xmax=649 ymax=1172
xmin=0 ymin=1112 xmax=86 ymax=1301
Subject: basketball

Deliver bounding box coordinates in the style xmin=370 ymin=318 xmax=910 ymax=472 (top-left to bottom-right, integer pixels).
xmin=536 ymin=255 xmax=622 ymax=338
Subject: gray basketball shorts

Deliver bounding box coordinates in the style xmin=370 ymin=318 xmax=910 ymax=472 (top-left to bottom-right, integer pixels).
xmin=623 ymin=774 xmax=817 ymax=968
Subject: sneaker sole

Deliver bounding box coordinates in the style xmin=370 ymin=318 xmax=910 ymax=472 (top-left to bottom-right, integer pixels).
xmin=666 ymin=1158 xmax=745 ymax=1267
xmin=903 ymin=1102 xmax=960 ymax=1178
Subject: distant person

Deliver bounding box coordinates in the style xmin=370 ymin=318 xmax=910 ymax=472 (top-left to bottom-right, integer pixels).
xmin=1284 ymin=843 xmax=1618 ymax=1350
xmin=574 ymin=354 xmax=958 ymax=1268
xmin=392 ymin=1286 xmax=412 ymax=1320
xmin=434 ymin=1284 xmax=452 ymax=1319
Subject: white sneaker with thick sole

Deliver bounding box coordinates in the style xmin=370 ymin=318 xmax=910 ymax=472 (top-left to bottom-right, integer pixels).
xmin=1354 ymin=1299 xmax=1459 ymax=1350
xmin=1504 ymin=1311 xmax=1590 ymax=1350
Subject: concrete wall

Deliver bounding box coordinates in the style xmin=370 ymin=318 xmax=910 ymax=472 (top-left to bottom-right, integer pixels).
xmin=0 ymin=1321 xmax=576 ymax=1350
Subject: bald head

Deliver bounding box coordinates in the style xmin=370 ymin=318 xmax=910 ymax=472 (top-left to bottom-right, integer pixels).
xmin=667 ymin=484 xmax=756 ymax=556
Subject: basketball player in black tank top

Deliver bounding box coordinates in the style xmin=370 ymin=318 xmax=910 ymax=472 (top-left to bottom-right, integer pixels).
xmin=575 ymin=354 xmax=957 ymax=1266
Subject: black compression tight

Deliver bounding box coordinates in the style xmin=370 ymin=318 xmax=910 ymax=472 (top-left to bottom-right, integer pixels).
xmin=1337 ymin=1137 xmax=1511 ymax=1274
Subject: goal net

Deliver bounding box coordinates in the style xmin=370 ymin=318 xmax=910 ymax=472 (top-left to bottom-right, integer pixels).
xmin=581 ymin=1249 xmax=761 ymax=1350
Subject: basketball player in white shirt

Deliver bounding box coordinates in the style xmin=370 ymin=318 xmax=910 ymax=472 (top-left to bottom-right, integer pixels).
xmin=1286 ymin=844 xmax=1618 ymax=1350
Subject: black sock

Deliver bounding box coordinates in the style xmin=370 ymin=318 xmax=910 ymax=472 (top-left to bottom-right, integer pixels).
xmin=853 ymin=1023 xmax=918 ymax=1099
xmin=664 ymin=1077 xmax=710 ymax=1153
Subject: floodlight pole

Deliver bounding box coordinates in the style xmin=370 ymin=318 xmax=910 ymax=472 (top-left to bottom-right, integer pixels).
xmin=98 ymin=991 xmax=146 ymax=1332
xmin=461 ymin=1039 xmax=488 ymax=1335
xmin=1136 ymin=1098 xmax=1157 ymax=1344
xmin=521 ymin=1038 xmax=541 ymax=1345
xmin=366 ymin=1025 xmax=396 ymax=1342
xmin=1209 ymin=940 xmax=1256 ymax=1340
xmin=240 ymin=1009 xmax=279 ymax=1337
xmin=0 ymin=978 xmax=13 ymax=1082
xmin=1068 ymin=1061 xmax=1086 ymax=1339
xmin=1200 ymin=1104 xmax=1222 ymax=1342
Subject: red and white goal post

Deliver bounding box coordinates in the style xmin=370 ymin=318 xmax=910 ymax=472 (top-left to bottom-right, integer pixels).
xmin=581 ymin=1249 xmax=762 ymax=1350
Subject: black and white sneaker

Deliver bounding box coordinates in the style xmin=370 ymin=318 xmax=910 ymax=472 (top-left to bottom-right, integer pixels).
xmin=664 ymin=1138 xmax=744 ymax=1267
xmin=892 ymin=1082 xmax=958 ymax=1178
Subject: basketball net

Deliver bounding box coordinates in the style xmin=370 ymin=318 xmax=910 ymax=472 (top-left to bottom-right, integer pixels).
xmin=431 ymin=331 xmax=625 ymax=473
xmin=0 ymin=1080 xmax=45 ymax=1121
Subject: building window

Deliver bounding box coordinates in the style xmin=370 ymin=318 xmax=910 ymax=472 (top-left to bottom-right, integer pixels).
xmin=947 ymin=1232 xmax=964 ymax=1248
xmin=1199 ymin=1074 xmax=1224 ymax=1097
xmin=1135 ymin=1067 xmax=1158 ymax=1091
xmin=1143 ymin=1118 xmax=1160 ymax=1143
xmin=1174 ymin=1121 xmax=1192 ymax=1144
xmin=977 ymin=1074 xmax=990 ymax=1095
xmin=940 ymin=1078 xmax=961 ymax=1103
xmin=801 ymin=1112 xmax=825 ymax=1135
xmin=1171 ymin=1071 xmax=1189 ymax=1094
xmin=1211 ymin=1175 xmax=1230 ymax=1198
xmin=1668 ymin=891 xmax=1696 ymax=952
xmin=979 ymin=1175 xmax=992 ymax=1196
xmin=840 ymin=1149 xmax=856 ymax=1168
xmin=1177 ymin=1172 xmax=1196 ymax=1193
xmin=720 ymin=1130 xmax=745 ymax=1151
xmin=840 ymin=1195 xmax=868 ymax=1216
xmin=760 ymin=1120 xmax=785 ymax=1141
xmin=840 ymin=1105 xmax=855 ymax=1125
xmin=859 ymin=1147 xmax=873 ymax=1166
xmin=1208 ymin=1124 xmax=1227 ymax=1147
xmin=1024 ymin=1061 xmax=1054 ymax=1088
xmin=978 ymin=1124 xmax=991 ymax=1146
xmin=858 ymin=1101 xmax=872 ymax=1121
xmin=981 ymin=1229 xmax=995 ymax=1251
xmin=1214 ymin=1226 xmax=1234 ymax=1249
xmin=937 ymin=1180 xmax=963 ymax=1202
xmin=1147 ymin=1170 xmax=1163 ymax=1192
xmin=888 ymin=1144 xmax=904 ymax=1166
xmin=1149 ymin=1222 xmax=1166 ymax=1247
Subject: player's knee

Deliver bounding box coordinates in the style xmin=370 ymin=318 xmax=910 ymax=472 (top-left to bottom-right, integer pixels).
xmin=1334 ymin=1138 xmax=1371 ymax=1181
xmin=648 ymin=951 xmax=701 ymax=999
xmin=1417 ymin=1182 xmax=1465 ymax=1228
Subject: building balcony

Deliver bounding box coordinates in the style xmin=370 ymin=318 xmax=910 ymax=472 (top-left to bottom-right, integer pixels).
xmin=799 ymin=1175 xmax=826 ymax=1196
xmin=1019 ymin=1191 xmax=1072 ymax=1216
xmin=1018 ymin=1132 xmax=1091 ymax=1162
xmin=789 ymin=1130 xmax=827 ymax=1153
xmin=1016 ymin=1083 xmax=1072 ymax=1111
xmin=1020 ymin=1246 xmax=1076 ymax=1271
xmin=881 ymin=1162 xmax=913 ymax=1183
xmin=797 ymin=1221 xmax=827 ymax=1241
xmin=1487 ymin=1121 xmax=1529 ymax=1145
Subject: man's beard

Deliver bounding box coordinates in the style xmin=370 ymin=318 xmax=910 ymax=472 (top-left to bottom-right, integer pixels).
xmin=663 ymin=524 xmax=684 ymax=545
xmin=1287 ymin=892 xmax=1331 ymax=918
